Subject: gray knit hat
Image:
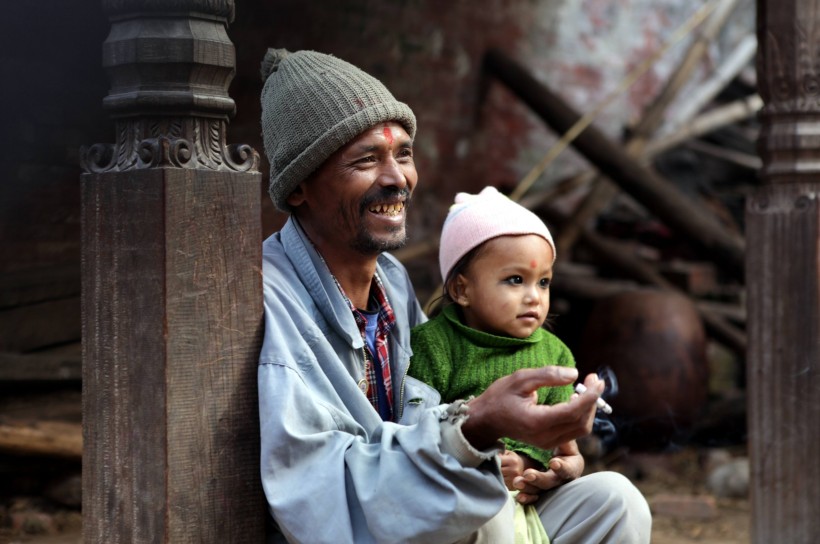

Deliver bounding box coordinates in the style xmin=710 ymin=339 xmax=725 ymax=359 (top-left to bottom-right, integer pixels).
xmin=260 ymin=49 xmax=417 ymax=212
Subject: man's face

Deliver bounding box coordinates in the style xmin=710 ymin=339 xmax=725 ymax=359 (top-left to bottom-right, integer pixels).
xmin=289 ymin=121 xmax=417 ymax=257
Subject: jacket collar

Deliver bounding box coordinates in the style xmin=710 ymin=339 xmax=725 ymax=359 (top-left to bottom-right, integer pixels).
xmin=280 ymin=217 xmax=365 ymax=349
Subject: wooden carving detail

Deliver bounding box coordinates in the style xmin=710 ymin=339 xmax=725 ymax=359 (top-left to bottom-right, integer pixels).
xmin=81 ymin=119 xmax=259 ymax=173
xmin=758 ymin=9 xmax=820 ymax=183
xmin=82 ymin=0 xmax=258 ymax=174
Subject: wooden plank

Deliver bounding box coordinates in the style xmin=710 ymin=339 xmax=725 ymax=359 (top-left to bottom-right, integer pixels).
xmin=0 ymin=296 xmax=80 ymax=352
xmin=0 ymin=418 xmax=82 ymax=460
xmin=626 ymin=0 xmax=740 ymax=147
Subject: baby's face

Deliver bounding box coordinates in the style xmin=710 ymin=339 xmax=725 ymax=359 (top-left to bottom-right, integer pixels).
xmin=457 ymin=234 xmax=554 ymax=338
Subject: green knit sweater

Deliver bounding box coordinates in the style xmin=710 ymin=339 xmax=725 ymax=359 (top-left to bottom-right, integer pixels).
xmin=409 ymin=305 xmax=575 ymax=468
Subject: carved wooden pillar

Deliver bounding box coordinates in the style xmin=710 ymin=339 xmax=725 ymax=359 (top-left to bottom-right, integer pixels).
xmin=80 ymin=1 xmax=264 ymax=542
xmin=750 ymin=0 xmax=820 ymax=541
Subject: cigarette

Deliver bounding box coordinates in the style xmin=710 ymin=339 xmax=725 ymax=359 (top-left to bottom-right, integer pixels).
xmin=574 ymin=383 xmax=613 ymax=414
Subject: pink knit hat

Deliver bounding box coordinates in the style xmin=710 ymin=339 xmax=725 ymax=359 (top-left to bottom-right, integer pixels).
xmin=438 ymin=186 xmax=556 ymax=282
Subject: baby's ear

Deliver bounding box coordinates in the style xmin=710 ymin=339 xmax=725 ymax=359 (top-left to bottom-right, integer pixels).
xmin=450 ymin=274 xmax=470 ymax=307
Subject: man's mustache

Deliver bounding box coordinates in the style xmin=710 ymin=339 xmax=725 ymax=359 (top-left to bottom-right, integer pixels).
xmin=359 ymin=187 xmax=411 ymax=214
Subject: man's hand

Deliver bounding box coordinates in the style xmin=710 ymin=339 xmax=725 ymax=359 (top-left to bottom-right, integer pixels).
xmin=511 ymin=440 xmax=585 ymax=504
xmin=461 ymin=367 xmax=603 ymax=451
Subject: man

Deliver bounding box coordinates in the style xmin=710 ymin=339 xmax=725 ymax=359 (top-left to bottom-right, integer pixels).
xmin=258 ymin=48 xmax=651 ymax=543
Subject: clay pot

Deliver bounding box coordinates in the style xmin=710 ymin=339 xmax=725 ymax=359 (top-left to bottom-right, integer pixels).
xmin=576 ymin=289 xmax=708 ymax=450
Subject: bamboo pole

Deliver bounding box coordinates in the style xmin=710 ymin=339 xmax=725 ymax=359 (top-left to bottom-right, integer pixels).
xmin=684 ymin=138 xmax=762 ymax=170
xmin=664 ymin=34 xmax=757 ymax=133
xmin=643 ymin=94 xmax=762 ymax=158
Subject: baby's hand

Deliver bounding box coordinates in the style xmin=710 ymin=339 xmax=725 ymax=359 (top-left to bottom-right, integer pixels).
xmin=499 ymin=450 xmax=526 ymax=491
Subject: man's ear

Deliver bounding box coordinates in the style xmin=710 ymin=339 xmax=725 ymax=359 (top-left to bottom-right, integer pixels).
xmin=286 ymin=183 xmax=307 ymax=208
xmin=449 ymin=274 xmax=470 ymax=307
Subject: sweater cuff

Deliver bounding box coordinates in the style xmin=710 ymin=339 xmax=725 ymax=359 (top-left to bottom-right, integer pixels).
xmin=439 ymin=399 xmax=504 ymax=468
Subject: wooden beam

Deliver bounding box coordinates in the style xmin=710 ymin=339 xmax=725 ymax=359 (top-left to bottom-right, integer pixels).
xmin=80 ymin=1 xmax=265 ymax=542
xmin=484 ymin=47 xmax=746 ymax=280
xmin=749 ymin=0 xmax=820 ymax=540
xmin=0 ymin=419 xmax=82 ymax=460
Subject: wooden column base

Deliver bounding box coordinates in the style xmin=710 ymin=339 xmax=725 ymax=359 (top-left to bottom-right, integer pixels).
xmin=81 ymin=168 xmax=264 ymax=543
xmin=746 ymin=182 xmax=820 ymax=542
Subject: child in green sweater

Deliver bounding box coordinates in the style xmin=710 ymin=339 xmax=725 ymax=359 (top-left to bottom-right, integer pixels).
xmin=409 ymin=186 xmax=579 ymax=544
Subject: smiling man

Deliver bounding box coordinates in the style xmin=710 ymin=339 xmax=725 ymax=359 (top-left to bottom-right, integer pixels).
xmin=257 ymin=49 xmax=651 ymax=543
xmin=284 ymin=120 xmax=416 ymax=309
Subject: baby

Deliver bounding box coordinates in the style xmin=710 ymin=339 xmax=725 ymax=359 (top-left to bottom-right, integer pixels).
xmin=409 ymin=186 xmax=579 ymax=544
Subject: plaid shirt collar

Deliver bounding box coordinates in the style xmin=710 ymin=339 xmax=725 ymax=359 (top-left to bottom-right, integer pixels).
xmin=334 ymin=272 xmax=396 ymax=421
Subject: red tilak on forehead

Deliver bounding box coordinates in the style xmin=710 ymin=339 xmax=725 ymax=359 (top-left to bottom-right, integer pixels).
xmin=530 ymin=260 xmax=537 ymax=269
xmin=383 ymin=125 xmax=393 ymax=145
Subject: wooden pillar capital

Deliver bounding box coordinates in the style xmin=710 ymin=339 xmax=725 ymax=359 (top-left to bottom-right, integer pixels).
xmin=757 ymin=0 xmax=820 ymax=184
xmin=80 ymin=0 xmax=258 ymax=174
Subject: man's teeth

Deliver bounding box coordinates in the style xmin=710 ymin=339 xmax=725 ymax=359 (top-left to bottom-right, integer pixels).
xmin=369 ymin=203 xmax=404 ymax=215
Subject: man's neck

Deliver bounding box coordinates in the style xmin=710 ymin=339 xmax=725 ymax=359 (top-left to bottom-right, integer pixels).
xmin=328 ymin=257 xmax=377 ymax=310
xmin=294 ymin=217 xmax=378 ymax=309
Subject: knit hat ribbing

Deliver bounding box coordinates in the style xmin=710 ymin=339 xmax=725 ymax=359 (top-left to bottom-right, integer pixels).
xmin=260 ymin=49 xmax=417 ymax=212
xmin=438 ymin=186 xmax=556 ymax=283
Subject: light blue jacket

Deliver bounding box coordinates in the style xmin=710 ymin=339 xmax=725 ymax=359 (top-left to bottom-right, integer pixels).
xmin=259 ymin=218 xmax=508 ymax=543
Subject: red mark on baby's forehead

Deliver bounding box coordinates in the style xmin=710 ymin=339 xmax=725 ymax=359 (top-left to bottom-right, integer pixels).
xmin=529 ymin=259 xmax=537 ymax=269
xmin=383 ymin=125 xmax=394 ymax=145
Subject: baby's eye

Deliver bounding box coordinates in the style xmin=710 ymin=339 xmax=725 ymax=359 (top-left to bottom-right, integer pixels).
xmin=504 ymin=276 xmax=523 ymax=285
xmin=539 ymin=278 xmax=552 ymax=288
